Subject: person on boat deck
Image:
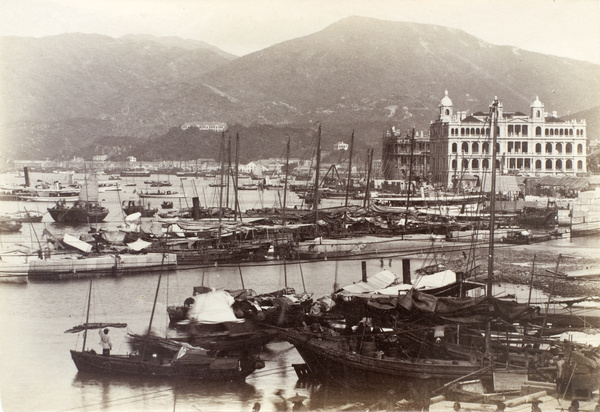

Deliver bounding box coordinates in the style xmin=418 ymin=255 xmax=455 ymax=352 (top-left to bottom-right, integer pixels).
xmin=99 ymin=328 xmax=112 ymax=356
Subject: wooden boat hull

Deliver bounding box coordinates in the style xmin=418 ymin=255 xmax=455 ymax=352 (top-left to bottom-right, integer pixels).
xmin=48 ymin=205 xmax=109 ymax=223
xmin=280 ymin=329 xmax=488 ymax=387
xmin=70 ymin=350 xmax=256 ymax=381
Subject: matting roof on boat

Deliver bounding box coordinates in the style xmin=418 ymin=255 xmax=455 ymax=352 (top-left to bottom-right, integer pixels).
xmin=377 ymin=270 xmax=457 ymax=295
xmin=482 ymin=175 xmax=520 ymax=193
xmin=341 ymin=270 xmax=396 ymax=294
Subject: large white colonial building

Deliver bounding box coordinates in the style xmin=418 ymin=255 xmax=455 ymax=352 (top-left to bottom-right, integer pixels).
xmin=429 ymin=91 xmax=587 ymax=188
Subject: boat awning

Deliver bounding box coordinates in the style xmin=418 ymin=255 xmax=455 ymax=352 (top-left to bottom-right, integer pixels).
xmin=482 ymin=175 xmax=520 ymax=193
xmin=63 ymin=233 xmax=93 ymax=253
xmin=342 ymin=270 xmax=397 ymax=294
xmin=376 ymin=270 xmax=457 ymax=295
xmin=65 ymin=322 xmax=127 ymax=333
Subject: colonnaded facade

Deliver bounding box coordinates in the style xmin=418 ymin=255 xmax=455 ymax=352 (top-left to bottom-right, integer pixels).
xmin=429 ymin=91 xmax=587 ymax=188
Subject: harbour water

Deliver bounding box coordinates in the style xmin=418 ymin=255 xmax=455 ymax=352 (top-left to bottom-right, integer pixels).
xmin=1 ymin=172 xmax=599 ymax=411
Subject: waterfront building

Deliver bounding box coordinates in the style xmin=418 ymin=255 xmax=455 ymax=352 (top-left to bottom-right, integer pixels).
xmin=382 ymin=126 xmax=429 ymax=181
xmin=333 ymin=141 xmax=349 ymax=151
xmin=429 ymin=91 xmax=587 ymax=188
xmin=181 ymin=121 xmax=229 ymax=132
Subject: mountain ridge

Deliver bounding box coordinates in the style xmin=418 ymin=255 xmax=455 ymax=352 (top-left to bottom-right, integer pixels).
xmin=1 ymin=16 xmax=598 ymax=160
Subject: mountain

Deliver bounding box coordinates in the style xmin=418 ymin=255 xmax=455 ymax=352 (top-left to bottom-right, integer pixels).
xmin=1 ymin=16 xmax=599 ymax=160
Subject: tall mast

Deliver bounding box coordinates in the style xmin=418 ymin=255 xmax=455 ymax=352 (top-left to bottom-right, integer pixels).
xmin=484 ymin=97 xmax=499 ymax=356
xmin=226 ymin=134 xmax=232 ymax=209
xmin=282 ymin=135 xmax=290 ymax=225
xmin=141 ymin=256 xmax=165 ymax=360
xmin=487 ymin=98 xmax=499 ymax=299
xmin=363 ymin=148 xmax=373 ymax=208
xmin=344 ymin=131 xmax=354 ymax=208
xmin=313 ymin=125 xmax=321 ymax=222
xmin=234 ymin=133 xmax=240 ymax=221
xmin=404 ymin=128 xmax=415 ymax=226
xmin=218 ymin=132 xmax=225 ymax=242
xmin=82 ymin=279 xmax=93 ymax=351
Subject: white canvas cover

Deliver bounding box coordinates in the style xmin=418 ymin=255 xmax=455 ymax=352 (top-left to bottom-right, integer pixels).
xmin=186 ymin=290 xmax=242 ymax=323
xmin=342 ymin=270 xmax=396 ymax=294
xmin=377 ymin=270 xmax=457 ymax=295
xmin=62 ymin=233 xmax=93 ymax=253
xmin=126 ymin=238 xmax=152 ymax=251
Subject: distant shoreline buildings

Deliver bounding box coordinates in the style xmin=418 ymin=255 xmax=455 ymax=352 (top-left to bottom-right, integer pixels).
xmin=181 ymin=122 xmax=228 ymax=132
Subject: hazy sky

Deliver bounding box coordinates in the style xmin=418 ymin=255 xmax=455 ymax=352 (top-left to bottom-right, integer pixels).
xmin=1 ymin=0 xmax=599 ymax=64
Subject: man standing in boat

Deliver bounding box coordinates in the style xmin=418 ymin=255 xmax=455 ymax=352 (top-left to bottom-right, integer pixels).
xmin=99 ymin=328 xmax=112 ymax=356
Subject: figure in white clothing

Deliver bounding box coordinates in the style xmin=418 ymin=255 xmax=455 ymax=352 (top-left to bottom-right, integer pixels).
xmin=99 ymin=328 xmax=112 ymax=356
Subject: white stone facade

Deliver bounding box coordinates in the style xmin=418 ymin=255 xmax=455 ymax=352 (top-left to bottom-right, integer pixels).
xmin=429 ymin=91 xmax=587 ymax=187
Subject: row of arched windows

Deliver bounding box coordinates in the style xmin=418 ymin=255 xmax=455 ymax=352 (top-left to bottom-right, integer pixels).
xmin=451 ymin=142 xmax=584 ymax=155
xmin=535 ymin=126 xmax=584 ymax=137
xmin=535 ymin=142 xmax=584 ymax=154
xmin=449 ymin=125 xmax=583 ymax=137
xmin=451 ymin=159 xmax=584 ymax=170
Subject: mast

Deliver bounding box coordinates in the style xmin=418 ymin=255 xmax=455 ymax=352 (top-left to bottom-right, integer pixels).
xmin=487 ymin=98 xmax=499 ymax=300
xmin=484 ymin=97 xmax=499 ymax=356
xmin=363 ymin=148 xmax=373 ymax=208
xmin=82 ymin=279 xmax=93 ymax=351
xmin=218 ymin=133 xmax=225 ymax=242
xmin=282 ymin=135 xmax=290 ymax=225
xmin=344 ymin=131 xmax=354 ymax=208
xmin=404 ymin=128 xmax=415 ymax=227
xmin=234 ymin=133 xmax=240 ymax=221
xmin=313 ymin=124 xmax=321 ymax=222
xmin=226 ymin=134 xmax=232 ymax=209
xmin=141 ymin=262 xmax=164 ymax=360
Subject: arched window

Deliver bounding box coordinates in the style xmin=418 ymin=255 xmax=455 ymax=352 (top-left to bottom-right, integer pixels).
xmin=476 ymin=128 xmax=481 ymax=135
xmin=451 ymin=159 xmax=457 ymax=169
xmin=556 ymin=159 xmax=562 ymax=169
xmin=569 ymin=129 xmax=573 ymax=135
xmin=452 ymin=143 xmax=458 ymax=153
xmin=536 ymin=110 xmax=541 ymax=118
xmin=536 ymin=143 xmax=542 ymax=154
xmin=566 ymin=143 xmax=572 ymax=153
xmin=566 ymin=160 xmax=573 ymax=169
xmin=545 ymin=129 xmax=549 ymax=136
xmin=482 ymin=142 xmax=489 ymax=153
xmin=556 ymin=143 xmax=562 ymax=154
xmin=535 ymin=160 xmax=542 ymax=170
xmin=451 ymin=129 xmax=455 ymax=136
xmin=472 ymin=142 xmax=479 ymax=153
xmin=462 ymin=159 xmax=469 ymax=169
xmin=577 ymin=160 xmax=583 ymax=170
xmin=545 ymin=143 xmax=552 ymax=154
xmin=472 ymin=159 xmax=479 ymax=169
xmin=445 ymin=109 xmax=450 ymax=115
xmin=461 ymin=142 xmax=469 ymax=153
xmin=535 ymin=126 xmax=542 ymax=137
xmin=470 ymin=128 xmax=475 ymax=135
xmin=495 ymin=159 xmax=501 ymax=169
xmin=559 ymin=129 xmax=564 ymax=136
xmin=577 ymin=144 xmax=583 ymax=154
xmin=460 ymin=128 xmax=465 ymax=136
xmin=495 ymin=143 xmax=500 ymax=153
xmin=545 ymin=159 xmax=553 ymax=170
xmin=486 ymin=128 xmax=490 ymax=136
xmin=483 ymin=159 xmax=489 ymax=169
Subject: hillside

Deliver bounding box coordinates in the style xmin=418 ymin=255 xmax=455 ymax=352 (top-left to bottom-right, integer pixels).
xmin=1 ymin=16 xmax=599 ymax=160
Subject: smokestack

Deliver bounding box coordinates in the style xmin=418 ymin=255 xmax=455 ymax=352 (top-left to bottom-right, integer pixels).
xmin=361 ymin=261 xmax=367 ymax=282
xmin=192 ymin=197 xmax=200 ymax=220
xmin=402 ymin=259 xmax=411 ymax=284
xmin=23 ymin=167 xmax=30 ymax=187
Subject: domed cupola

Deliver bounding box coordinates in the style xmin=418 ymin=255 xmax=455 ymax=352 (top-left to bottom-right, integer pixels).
xmin=530 ymin=96 xmax=544 ymax=120
xmin=439 ymin=90 xmax=453 ymax=120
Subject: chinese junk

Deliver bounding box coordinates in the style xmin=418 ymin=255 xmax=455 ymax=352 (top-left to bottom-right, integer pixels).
xmin=67 ymin=274 xmax=262 ymax=381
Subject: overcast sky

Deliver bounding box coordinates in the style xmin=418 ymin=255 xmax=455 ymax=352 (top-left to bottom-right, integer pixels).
xmin=1 ymin=0 xmax=599 ymax=64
